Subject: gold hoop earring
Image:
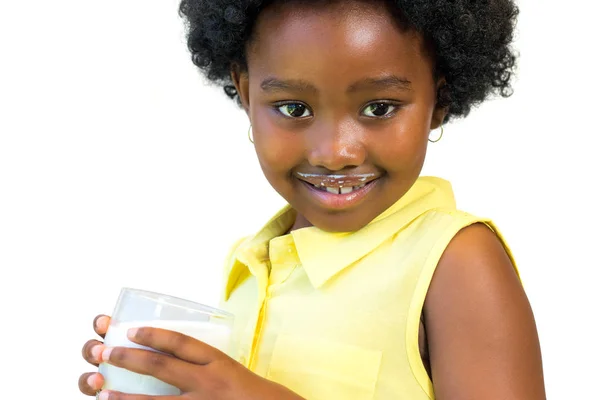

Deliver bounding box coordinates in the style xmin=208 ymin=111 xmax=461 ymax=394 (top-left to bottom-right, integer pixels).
xmin=248 ymin=125 xmax=254 ymax=144
xmin=429 ymin=125 xmax=444 ymax=143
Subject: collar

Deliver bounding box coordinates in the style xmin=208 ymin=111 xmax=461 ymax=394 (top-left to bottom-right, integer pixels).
xmin=224 ymin=176 xmax=456 ymax=299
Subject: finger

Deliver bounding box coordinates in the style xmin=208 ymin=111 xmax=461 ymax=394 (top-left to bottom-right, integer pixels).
xmin=94 ymin=315 xmax=111 ymax=338
xmin=127 ymin=327 xmax=223 ymax=365
xmin=102 ymin=347 xmax=198 ymax=393
xmin=78 ymin=372 xmax=104 ymax=396
xmin=82 ymin=339 xmax=106 ymax=367
xmin=97 ymin=390 xmax=179 ymax=400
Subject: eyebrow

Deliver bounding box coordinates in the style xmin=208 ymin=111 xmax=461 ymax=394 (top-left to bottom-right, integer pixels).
xmin=348 ymin=75 xmax=413 ymax=92
xmin=259 ymin=75 xmax=413 ymax=94
xmin=260 ymin=78 xmax=318 ymax=94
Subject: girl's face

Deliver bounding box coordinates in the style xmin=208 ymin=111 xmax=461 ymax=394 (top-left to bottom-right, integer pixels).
xmin=233 ymin=0 xmax=446 ymax=232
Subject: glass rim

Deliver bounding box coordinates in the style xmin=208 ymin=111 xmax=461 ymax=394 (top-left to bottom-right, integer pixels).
xmin=120 ymin=287 xmax=234 ymax=319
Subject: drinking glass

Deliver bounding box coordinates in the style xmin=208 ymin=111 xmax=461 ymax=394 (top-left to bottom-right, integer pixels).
xmin=98 ymin=288 xmax=234 ymax=395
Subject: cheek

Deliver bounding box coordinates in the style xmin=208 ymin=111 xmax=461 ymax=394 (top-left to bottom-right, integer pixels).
xmin=369 ymin=118 xmax=430 ymax=172
xmin=252 ymin=112 xmax=303 ymax=174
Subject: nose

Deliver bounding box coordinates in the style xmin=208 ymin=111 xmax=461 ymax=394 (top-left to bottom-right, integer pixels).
xmin=306 ymin=120 xmax=366 ymax=171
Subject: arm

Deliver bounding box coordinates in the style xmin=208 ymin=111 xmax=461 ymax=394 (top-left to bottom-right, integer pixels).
xmin=425 ymin=223 xmax=546 ymax=399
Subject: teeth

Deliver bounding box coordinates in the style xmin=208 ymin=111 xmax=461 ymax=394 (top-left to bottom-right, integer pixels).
xmin=314 ymin=183 xmax=368 ymax=194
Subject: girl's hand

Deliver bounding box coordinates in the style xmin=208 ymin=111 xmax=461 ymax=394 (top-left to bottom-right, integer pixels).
xmin=96 ymin=327 xmax=304 ymax=400
xmin=79 ymin=315 xmax=112 ymax=396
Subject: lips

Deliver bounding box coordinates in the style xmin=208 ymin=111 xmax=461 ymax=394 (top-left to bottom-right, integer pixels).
xmin=294 ymin=171 xmax=381 ymax=210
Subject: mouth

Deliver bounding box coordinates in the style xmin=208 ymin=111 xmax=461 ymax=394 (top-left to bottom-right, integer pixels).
xmin=294 ymin=172 xmax=380 ymax=192
xmin=294 ymin=172 xmax=381 ymax=210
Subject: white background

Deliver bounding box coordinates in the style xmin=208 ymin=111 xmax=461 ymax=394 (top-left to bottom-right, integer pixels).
xmin=0 ymin=0 xmax=598 ymax=398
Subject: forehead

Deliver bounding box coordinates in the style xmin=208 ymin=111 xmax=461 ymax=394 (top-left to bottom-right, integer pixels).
xmin=246 ymin=1 xmax=433 ymax=86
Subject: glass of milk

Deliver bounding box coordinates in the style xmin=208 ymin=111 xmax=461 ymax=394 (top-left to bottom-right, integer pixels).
xmin=98 ymin=288 xmax=234 ymax=395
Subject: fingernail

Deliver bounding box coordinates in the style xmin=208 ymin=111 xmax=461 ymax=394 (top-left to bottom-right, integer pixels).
xmin=127 ymin=327 xmax=138 ymax=339
xmin=96 ymin=316 xmax=109 ymax=331
xmin=101 ymin=347 xmax=113 ymax=362
xmin=87 ymin=374 xmax=96 ymax=388
xmin=91 ymin=345 xmax=103 ymax=361
xmin=98 ymin=391 xmax=110 ymax=400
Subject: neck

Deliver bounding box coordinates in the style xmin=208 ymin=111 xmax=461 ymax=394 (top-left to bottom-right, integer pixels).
xmin=290 ymin=212 xmax=313 ymax=231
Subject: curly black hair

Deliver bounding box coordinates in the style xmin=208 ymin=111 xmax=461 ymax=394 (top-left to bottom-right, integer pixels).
xmin=179 ymin=0 xmax=518 ymax=121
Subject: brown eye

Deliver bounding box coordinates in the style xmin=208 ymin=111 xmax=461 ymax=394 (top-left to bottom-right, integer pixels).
xmin=362 ymin=102 xmax=398 ymax=118
xmin=277 ymin=103 xmax=311 ymax=118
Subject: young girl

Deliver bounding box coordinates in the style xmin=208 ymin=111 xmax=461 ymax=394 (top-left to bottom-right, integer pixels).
xmin=79 ymin=0 xmax=546 ymax=398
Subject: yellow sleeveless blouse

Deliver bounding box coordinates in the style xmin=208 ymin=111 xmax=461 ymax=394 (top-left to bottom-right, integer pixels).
xmin=220 ymin=176 xmax=516 ymax=399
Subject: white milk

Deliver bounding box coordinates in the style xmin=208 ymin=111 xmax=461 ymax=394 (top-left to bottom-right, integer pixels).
xmin=98 ymin=320 xmax=233 ymax=395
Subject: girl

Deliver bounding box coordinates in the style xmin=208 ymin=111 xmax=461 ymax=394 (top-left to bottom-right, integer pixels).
xmin=79 ymin=0 xmax=546 ymax=398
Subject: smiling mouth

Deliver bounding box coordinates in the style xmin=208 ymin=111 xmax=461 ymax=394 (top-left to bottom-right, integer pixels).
xmin=294 ymin=172 xmax=380 ymax=195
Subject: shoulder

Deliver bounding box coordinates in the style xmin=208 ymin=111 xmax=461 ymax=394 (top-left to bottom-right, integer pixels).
xmin=226 ymin=236 xmax=251 ymax=258
xmin=425 ymin=222 xmax=524 ymax=326
xmin=434 ymin=222 xmax=517 ymax=287
xmin=220 ymin=235 xmax=253 ymax=306
xmin=222 ymin=235 xmax=252 ymax=283
xmin=423 ymin=223 xmax=546 ymax=399
xmin=222 ymin=235 xmax=252 ymax=273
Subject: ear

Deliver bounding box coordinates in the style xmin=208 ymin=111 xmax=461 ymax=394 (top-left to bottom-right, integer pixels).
xmin=231 ymin=64 xmax=251 ymax=115
xmin=430 ymin=77 xmax=449 ymax=130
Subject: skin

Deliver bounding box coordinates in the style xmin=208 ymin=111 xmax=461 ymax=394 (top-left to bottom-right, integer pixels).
xmin=79 ymin=316 xmax=302 ymax=400
xmin=79 ymin=1 xmax=546 ymax=398
xmin=425 ymin=224 xmax=546 ymax=398
xmin=235 ymin=0 xmax=446 ymax=233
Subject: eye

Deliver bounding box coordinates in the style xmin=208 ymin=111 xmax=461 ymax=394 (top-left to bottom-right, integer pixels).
xmin=276 ymin=103 xmax=312 ymax=119
xmin=362 ymin=102 xmax=399 ymax=118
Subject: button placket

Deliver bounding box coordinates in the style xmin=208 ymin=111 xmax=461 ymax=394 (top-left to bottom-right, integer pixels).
xmin=238 ymin=257 xmax=269 ymax=370
xmin=246 ymin=236 xmax=300 ymax=371
xmin=248 ymin=287 xmax=271 ymax=370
